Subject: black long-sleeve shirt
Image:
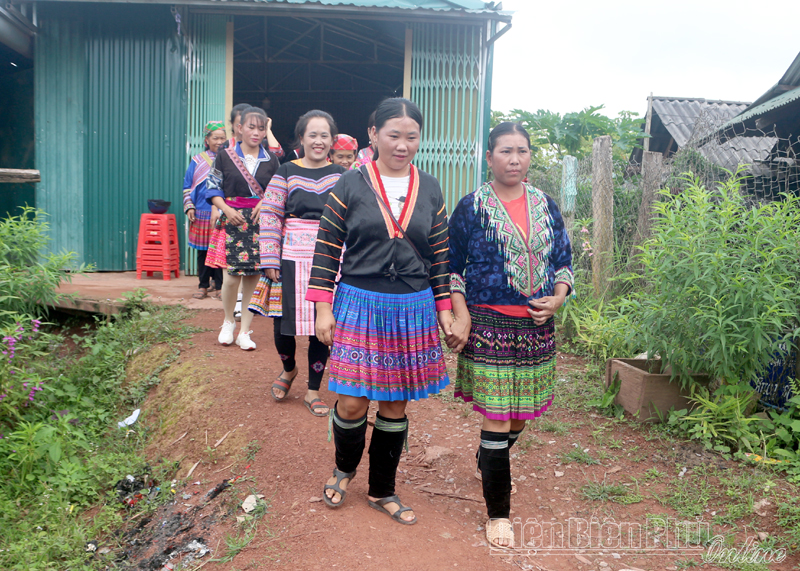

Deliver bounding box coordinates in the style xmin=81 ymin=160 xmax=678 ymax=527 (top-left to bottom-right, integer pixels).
xmin=306 ymin=165 xmax=452 ymax=311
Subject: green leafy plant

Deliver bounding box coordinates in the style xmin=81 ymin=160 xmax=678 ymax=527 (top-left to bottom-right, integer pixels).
xmin=611 ymin=172 xmax=800 ymax=389
xmin=668 ymin=383 xmax=765 ymax=455
xmin=0 ymin=207 xmax=86 ymax=324
xmin=587 ymin=374 xmax=624 ymax=418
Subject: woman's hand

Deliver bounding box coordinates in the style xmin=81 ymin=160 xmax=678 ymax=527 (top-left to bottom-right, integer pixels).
xmin=265 ymin=268 xmax=280 ymax=282
xmin=316 ymin=302 xmax=336 ymax=346
xmin=528 ymin=295 xmax=566 ymax=326
xmin=210 ymin=206 xmax=220 ymax=227
xmin=446 ymin=313 xmax=471 ymax=353
xmin=437 ymin=310 xmax=454 ymax=340
xmin=186 ymin=208 xmax=196 ymax=223
xmin=224 ymin=206 xmax=245 ymax=226
xmin=251 ymin=200 xmax=262 ymax=222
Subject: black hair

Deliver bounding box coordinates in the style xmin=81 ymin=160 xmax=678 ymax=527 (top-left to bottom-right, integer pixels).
xmin=488 ymin=122 xmax=531 ymax=152
xmin=294 ymin=109 xmax=338 ymax=148
xmin=230 ymin=103 xmax=250 ymax=127
xmin=372 ymin=98 xmax=423 ymax=160
xmin=240 ymin=106 xmax=269 ymax=130
xmin=367 ymin=110 xmax=376 ymax=130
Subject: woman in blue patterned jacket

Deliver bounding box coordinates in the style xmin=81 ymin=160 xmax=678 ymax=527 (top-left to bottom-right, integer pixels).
xmin=447 ymin=122 xmax=573 ymax=549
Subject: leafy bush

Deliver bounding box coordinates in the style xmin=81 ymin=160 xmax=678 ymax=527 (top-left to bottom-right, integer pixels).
xmin=611 ymin=173 xmax=800 ymax=388
xmin=668 ymin=383 xmax=766 ymax=455
xmin=0 ymin=207 xmax=85 ymax=324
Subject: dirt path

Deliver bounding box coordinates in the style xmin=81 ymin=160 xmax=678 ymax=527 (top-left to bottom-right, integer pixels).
xmin=121 ymin=308 xmax=799 ymax=571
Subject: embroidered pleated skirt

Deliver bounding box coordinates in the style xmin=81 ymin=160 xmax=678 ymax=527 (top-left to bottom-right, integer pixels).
xmin=327 ymin=282 xmax=449 ymax=401
xmin=205 ymin=197 xmax=261 ymax=276
xmin=187 ymin=209 xmax=213 ymax=250
xmin=455 ymin=306 xmax=556 ymax=421
xmin=248 ymin=276 xmax=282 ymax=317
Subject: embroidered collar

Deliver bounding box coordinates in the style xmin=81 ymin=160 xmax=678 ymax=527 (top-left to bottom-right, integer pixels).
xmin=364 ymin=161 xmax=420 ymax=239
xmin=473 ymin=182 xmax=554 ymax=297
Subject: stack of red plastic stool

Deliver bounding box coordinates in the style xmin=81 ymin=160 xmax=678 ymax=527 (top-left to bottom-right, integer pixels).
xmin=136 ymin=213 xmax=180 ymax=280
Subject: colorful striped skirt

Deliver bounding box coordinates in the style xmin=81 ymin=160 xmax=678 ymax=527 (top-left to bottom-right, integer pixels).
xmin=455 ymin=306 xmax=556 ymax=421
xmin=248 ymin=275 xmax=282 ymax=318
xmin=328 ymin=282 xmax=449 ymax=401
xmin=188 ymin=209 xmax=213 ymax=250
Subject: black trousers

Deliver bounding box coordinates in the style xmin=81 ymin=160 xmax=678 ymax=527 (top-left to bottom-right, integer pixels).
xmin=196 ymin=249 xmax=223 ymax=290
xmin=272 ymin=317 xmax=329 ymax=391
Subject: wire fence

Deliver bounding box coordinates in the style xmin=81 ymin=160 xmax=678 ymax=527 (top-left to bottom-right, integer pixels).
xmin=528 ymin=113 xmax=800 ymax=297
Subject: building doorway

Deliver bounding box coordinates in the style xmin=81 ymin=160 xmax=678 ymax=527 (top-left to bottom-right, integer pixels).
xmin=232 ymin=15 xmax=406 ymax=151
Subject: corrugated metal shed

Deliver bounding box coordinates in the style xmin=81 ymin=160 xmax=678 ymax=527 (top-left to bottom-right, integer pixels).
xmin=35 ymin=3 xmax=187 ymax=270
xmin=34 ymin=16 xmax=86 ymax=263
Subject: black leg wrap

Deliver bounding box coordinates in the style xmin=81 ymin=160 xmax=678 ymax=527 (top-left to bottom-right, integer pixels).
xmin=332 ymin=404 xmax=367 ymax=474
xmin=368 ymin=413 xmax=408 ymax=498
xmin=480 ymin=429 xmax=511 ymax=519
xmin=508 ymin=427 xmax=524 ymax=451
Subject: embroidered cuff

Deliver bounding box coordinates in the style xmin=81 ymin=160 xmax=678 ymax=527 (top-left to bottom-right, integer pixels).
xmin=435 ymin=299 xmax=452 ymax=312
xmin=450 ymin=272 xmax=467 ymax=296
xmin=306 ymin=287 xmax=333 ymax=305
xmin=554 ymin=267 xmax=574 ymax=289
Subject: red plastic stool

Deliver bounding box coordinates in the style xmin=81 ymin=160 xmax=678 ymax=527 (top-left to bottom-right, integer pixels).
xmin=136 ymin=213 xmax=180 ymax=280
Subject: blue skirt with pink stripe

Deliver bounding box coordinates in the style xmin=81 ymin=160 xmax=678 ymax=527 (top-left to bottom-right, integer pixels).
xmin=327 ymin=282 xmax=449 ymax=401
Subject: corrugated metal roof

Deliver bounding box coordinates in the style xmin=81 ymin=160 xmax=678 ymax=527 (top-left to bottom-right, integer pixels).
xmin=651 ymin=96 xmax=750 ymax=147
xmin=643 ymin=96 xmax=777 ymax=170
xmin=719 ymin=86 xmax=800 ymax=133
xmin=209 ymin=0 xmax=495 ymax=8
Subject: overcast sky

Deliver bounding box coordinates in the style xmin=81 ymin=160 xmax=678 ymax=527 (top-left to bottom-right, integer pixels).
xmin=491 ymin=0 xmax=800 ymax=118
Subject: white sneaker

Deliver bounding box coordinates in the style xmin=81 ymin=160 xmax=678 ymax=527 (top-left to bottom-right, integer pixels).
xmin=236 ymin=330 xmax=256 ymax=351
xmin=218 ymin=320 xmax=236 ymax=346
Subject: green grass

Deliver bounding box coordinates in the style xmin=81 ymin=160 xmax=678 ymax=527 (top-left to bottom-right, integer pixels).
xmin=539 ymin=418 xmax=572 ymax=435
xmin=0 ymin=294 xmax=199 ymax=570
xmin=581 ymin=479 xmax=642 ymax=504
xmin=560 ymin=447 xmax=600 ymax=465
xmin=652 ymin=476 xmax=712 ymax=519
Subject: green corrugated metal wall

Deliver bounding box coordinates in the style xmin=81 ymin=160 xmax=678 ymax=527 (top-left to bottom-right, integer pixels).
xmin=34 ymin=16 xmax=86 ymax=263
xmin=184 ymin=14 xmax=229 ymax=276
xmin=410 ymin=22 xmax=484 ymax=213
xmin=35 ymin=4 xmax=187 ymax=270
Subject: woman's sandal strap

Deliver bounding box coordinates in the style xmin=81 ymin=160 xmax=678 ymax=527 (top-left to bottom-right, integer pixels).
xmin=322 ymin=468 xmax=356 ymax=509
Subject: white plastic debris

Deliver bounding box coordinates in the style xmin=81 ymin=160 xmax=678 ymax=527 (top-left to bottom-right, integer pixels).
xmin=118 ymin=409 xmax=140 ymax=428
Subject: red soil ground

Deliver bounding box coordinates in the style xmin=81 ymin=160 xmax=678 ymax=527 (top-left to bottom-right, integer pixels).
xmin=65 ymin=274 xmax=799 ymax=571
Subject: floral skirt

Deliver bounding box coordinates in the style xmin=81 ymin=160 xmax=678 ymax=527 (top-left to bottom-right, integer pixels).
xmin=204 ymin=198 xmax=261 ymax=276
xmin=454 ymin=306 xmax=555 ymax=421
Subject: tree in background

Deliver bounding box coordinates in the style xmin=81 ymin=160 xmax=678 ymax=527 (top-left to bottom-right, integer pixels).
xmin=491 ymin=105 xmax=647 ymax=167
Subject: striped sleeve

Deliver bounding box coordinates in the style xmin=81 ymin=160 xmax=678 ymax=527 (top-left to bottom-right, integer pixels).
xmin=182 ymin=160 xmax=196 ymax=212
xmin=428 ymin=189 xmax=452 ymax=312
xmin=306 ymin=180 xmax=348 ymax=304
xmin=259 ymin=172 xmax=288 ymax=270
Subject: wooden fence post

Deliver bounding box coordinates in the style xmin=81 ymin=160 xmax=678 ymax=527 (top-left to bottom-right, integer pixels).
xmin=591 ymin=136 xmax=613 ymax=295
xmin=629 ymin=150 xmax=663 ymax=263
xmin=561 ymin=155 xmax=577 ymax=245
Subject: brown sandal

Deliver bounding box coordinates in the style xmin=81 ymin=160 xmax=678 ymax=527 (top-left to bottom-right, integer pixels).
xmin=192 ymin=288 xmax=208 ymax=300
